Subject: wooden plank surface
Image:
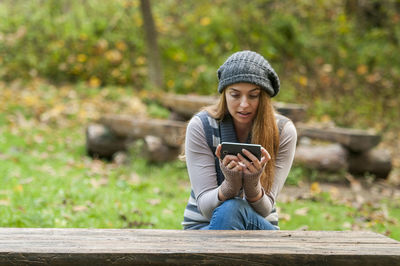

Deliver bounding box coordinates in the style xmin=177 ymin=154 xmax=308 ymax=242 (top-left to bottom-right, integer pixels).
xmin=0 ymin=229 xmax=399 ymax=265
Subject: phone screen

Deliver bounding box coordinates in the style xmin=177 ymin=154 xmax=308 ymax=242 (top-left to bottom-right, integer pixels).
xmin=220 ymin=142 xmax=261 ymax=161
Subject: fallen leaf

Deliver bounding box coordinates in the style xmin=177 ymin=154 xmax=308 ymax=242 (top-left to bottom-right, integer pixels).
xmin=72 ymin=205 xmax=88 ymax=212
xmin=310 ymin=182 xmax=321 ymax=194
xmin=296 ymin=225 xmax=309 ymax=231
xmin=112 ymin=151 xmax=127 ymax=165
xmin=128 ymin=173 xmax=141 ymax=185
xmin=324 ymin=213 xmax=334 ymax=221
xmin=278 ymin=212 xmax=291 ymax=221
xmin=0 ymin=190 xmax=10 ymax=195
xmin=357 ymin=64 xmax=368 ymax=75
xmin=90 ymin=177 xmax=108 ymax=188
xmin=329 ymin=186 xmax=339 ymax=199
xmin=14 ymin=185 xmax=23 ymax=193
xmin=146 ymin=199 xmax=161 ymax=206
xmin=298 ymin=76 xmax=308 ymax=87
xmin=295 ymin=207 xmax=309 ymax=216
xmin=0 ymin=199 xmax=10 ymax=206
xmin=20 ymin=178 xmax=34 ymax=185
xmin=163 ymin=209 xmax=173 ymax=215
xmin=345 ymin=173 xmax=362 ymax=192
xmin=342 ymin=222 xmax=352 ymax=229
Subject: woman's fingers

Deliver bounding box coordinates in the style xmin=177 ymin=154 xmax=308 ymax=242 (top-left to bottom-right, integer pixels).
xmin=215 ymin=144 xmax=221 ymax=159
xmin=227 ymin=160 xmax=240 ymax=169
xmin=237 ymin=153 xmax=258 ymax=172
xmin=241 ymin=149 xmax=261 ymax=169
xmin=260 ymin=147 xmax=271 ymax=166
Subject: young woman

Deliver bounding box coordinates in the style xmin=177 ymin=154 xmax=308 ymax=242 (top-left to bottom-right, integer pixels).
xmin=182 ymin=51 xmax=297 ymax=230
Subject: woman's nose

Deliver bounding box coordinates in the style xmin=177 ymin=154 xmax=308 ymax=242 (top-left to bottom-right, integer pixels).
xmin=240 ymin=97 xmax=249 ymax=107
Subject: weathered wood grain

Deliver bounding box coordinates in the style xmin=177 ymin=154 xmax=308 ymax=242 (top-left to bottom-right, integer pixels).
xmin=296 ymin=125 xmax=381 ymax=152
xmin=0 ymin=229 xmax=399 ymax=266
xmin=159 ymin=93 xmax=307 ymax=123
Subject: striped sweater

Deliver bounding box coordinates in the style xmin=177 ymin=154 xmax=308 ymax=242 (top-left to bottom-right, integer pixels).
xmin=183 ymin=110 xmax=297 ymax=229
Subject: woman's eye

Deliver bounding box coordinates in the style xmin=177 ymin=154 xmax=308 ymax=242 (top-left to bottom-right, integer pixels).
xmin=230 ymin=94 xmax=240 ymax=98
xmin=249 ymin=94 xmax=259 ymax=98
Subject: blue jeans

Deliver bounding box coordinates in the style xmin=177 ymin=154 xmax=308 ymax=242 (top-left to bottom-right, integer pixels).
xmin=200 ymin=198 xmax=277 ymax=230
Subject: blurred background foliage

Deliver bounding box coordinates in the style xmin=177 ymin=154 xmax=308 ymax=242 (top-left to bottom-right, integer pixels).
xmin=1 ymin=0 xmax=399 ymax=129
xmin=1 ymin=0 xmax=400 ymax=236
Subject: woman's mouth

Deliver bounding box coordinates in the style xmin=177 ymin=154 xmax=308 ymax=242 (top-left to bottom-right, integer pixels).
xmin=237 ymin=111 xmax=251 ymax=118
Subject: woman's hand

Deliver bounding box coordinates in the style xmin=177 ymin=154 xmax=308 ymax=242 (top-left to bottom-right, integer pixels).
xmin=236 ymin=146 xmax=271 ymax=202
xmin=236 ymin=147 xmax=271 ymax=175
xmin=215 ymin=144 xmax=242 ymax=173
xmin=215 ymin=144 xmax=243 ymax=201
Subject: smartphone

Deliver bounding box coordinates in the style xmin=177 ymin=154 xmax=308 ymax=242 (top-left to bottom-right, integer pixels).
xmin=220 ymin=142 xmax=261 ymax=161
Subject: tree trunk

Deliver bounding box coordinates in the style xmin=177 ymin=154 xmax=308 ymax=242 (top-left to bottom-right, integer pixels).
xmin=140 ymin=0 xmax=163 ymax=89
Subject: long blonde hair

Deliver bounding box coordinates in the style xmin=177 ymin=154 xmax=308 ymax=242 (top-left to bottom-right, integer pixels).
xmin=204 ymin=89 xmax=280 ymax=193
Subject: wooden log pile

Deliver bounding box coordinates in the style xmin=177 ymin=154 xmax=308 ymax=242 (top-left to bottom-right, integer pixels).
xmin=87 ymin=114 xmax=186 ymax=162
xmin=295 ymin=124 xmax=391 ymax=178
xmin=86 ymin=93 xmax=392 ymax=178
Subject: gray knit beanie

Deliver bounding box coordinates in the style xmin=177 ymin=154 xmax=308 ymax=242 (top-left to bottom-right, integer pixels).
xmin=217 ymin=50 xmax=280 ymax=97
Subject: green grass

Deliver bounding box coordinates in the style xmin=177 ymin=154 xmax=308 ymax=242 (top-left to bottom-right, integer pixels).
xmin=0 ymin=82 xmax=399 ymax=241
xmin=0 ymin=125 xmax=190 ymax=228
xmin=278 ymin=193 xmax=400 ymax=240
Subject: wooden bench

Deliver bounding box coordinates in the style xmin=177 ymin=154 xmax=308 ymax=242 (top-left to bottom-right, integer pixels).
xmin=1 ymin=228 xmax=399 ymax=265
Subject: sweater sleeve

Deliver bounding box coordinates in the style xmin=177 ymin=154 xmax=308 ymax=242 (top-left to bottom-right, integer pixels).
xmin=249 ymin=120 xmax=297 ymax=216
xmin=185 ymin=116 xmax=223 ymax=219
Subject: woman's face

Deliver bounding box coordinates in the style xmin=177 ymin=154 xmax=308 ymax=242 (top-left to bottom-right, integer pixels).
xmin=225 ymin=82 xmax=261 ymax=128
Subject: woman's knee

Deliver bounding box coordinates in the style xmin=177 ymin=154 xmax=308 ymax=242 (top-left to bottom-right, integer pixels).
xmin=215 ymin=198 xmax=249 ymax=217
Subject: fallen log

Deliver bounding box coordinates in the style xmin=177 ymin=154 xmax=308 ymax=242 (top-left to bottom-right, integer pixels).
xmin=297 ymin=124 xmax=381 ymax=153
xmin=86 ymin=123 xmax=131 ymax=159
xmin=294 ymin=144 xmax=392 ymax=178
xmin=142 ymin=135 xmax=181 ymax=162
xmin=160 ymin=94 xmax=217 ymax=120
xmin=294 ymin=144 xmax=349 ymax=172
xmin=348 ymin=148 xmax=392 ymax=179
xmin=159 ymin=93 xmax=307 ymax=122
xmin=273 ymin=101 xmax=308 ymax=123
xmin=86 ymin=126 xmax=181 ymax=162
xmin=99 ymin=114 xmax=186 ymax=148
xmin=88 ymin=115 xmax=391 ymax=178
